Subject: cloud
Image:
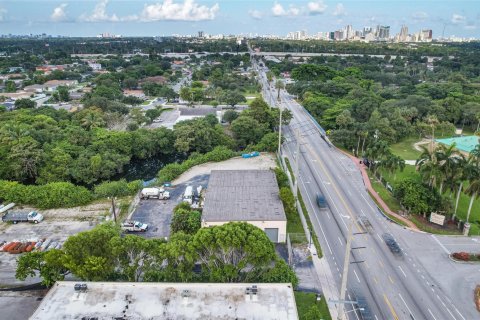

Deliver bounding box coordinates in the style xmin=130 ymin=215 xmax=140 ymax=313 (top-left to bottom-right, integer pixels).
xmin=465 ymin=21 xmax=477 ymax=30
xmin=451 ymin=13 xmax=466 ymax=24
xmin=412 ymin=11 xmax=428 ymax=22
xmin=51 ymin=3 xmax=68 ymax=22
xmin=141 ymin=0 xmax=219 ymax=21
xmin=332 ymin=3 xmax=346 ymax=17
xmin=249 ymin=9 xmax=263 ymax=20
xmin=0 ymin=7 xmax=6 ymax=22
xmin=307 ymin=1 xmax=327 ymax=15
xmin=271 ymin=2 xmax=299 ymax=17
xmin=80 ymin=0 xmax=121 ymax=22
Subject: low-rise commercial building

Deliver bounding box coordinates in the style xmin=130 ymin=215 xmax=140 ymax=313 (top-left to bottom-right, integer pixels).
xmin=202 ymin=170 xmax=287 ymax=243
xmin=30 ymin=281 xmax=298 ymax=320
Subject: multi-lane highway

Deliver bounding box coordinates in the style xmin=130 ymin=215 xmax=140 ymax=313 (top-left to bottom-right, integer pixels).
xmin=253 ymin=59 xmax=468 ymax=320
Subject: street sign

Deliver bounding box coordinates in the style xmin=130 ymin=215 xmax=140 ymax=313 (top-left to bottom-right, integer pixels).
xmin=430 ymin=212 xmax=445 ymax=226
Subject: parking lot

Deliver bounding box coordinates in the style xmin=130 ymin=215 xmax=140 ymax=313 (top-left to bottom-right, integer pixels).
xmin=130 ymin=174 xmax=209 ymax=239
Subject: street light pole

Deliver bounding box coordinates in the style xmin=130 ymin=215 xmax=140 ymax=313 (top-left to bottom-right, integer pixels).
xmin=277 ymin=101 xmax=283 ymax=156
xmin=338 ymin=222 xmax=353 ymax=320
xmin=294 ymin=128 xmax=300 ymax=200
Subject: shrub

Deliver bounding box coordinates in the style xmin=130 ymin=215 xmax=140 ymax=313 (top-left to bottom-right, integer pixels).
xmin=157 ymin=146 xmax=238 ymax=183
xmin=94 ymin=179 xmax=143 ymax=198
xmin=274 ymin=167 xmax=289 ymax=189
xmin=452 ymin=252 xmax=470 ymax=261
xmin=0 ymin=180 xmax=93 ymax=209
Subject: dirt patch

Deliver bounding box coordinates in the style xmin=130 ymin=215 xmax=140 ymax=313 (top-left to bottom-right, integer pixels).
xmin=413 ymin=139 xmax=432 ymax=152
xmin=13 ymin=201 xmax=111 ymax=221
xmin=172 ymin=153 xmax=277 ymax=185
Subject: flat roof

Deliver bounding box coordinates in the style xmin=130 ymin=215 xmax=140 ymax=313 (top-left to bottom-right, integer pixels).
xmin=202 ymin=170 xmax=286 ymax=222
xmin=31 ymin=282 xmax=298 ymax=320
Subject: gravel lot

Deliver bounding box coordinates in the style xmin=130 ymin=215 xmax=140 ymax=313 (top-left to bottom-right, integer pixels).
xmin=173 ymin=153 xmax=276 ymax=185
xmin=0 ymin=202 xmax=109 ymax=287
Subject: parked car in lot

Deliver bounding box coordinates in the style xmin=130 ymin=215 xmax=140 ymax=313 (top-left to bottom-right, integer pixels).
xmin=140 ymin=187 xmax=170 ymax=200
xmin=121 ymin=220 xmax=148 ymax=232
xmin=2 ymin=211 xmax=44 ymax=224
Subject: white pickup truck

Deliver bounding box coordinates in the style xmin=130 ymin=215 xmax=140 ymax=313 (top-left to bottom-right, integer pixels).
xmin=140 ymin=187 xmax=170 ymax=200
xmin=121 ymin=220 xmax=148 ymax=232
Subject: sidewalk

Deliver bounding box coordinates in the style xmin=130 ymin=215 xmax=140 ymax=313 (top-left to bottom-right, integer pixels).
xmin=340 ymin=151 xmax=420 ymax=231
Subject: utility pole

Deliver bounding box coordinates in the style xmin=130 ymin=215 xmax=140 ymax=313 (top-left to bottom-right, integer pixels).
xmin=338 ymin=222 xmax=353 ymax=320
xmin=110 ymin=197 xmax=117 ymax=223
xmin=294 ymin=128 xmax=300 ymax=200
xmin=277 ymin=101 xmax=283 ymax=156
xmin=337 ymin=221 xmax=366 ymax=320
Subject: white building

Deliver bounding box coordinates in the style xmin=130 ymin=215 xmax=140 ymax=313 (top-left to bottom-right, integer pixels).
xmin=30 ymin=281 xmax=298 ymax=320
xmin=202 ymin=170 xmax=287 ymax=243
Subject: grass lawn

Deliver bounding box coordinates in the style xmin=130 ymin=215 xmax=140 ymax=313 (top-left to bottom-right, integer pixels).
xmin=377 ymin=165 xmax=480 ymax=234
xmin=141 ymin=100 xmax=152 ymax=105
xmin=295 ymin=291 xmax=332 ymax=320
xmin=390 ymin=136 xmax=422 ymax=160
xmin=369 ymin=177 xmax=402 ymax=212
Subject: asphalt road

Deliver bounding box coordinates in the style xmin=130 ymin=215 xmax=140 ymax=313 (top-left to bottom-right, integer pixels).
xmin=254 ymin=59 xmax=470 ymax=320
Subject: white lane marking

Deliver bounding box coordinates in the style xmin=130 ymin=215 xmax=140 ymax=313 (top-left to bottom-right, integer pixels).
xmin=360 ymin=193 xmax=376 ymax=212
xmin=431 ymin=234 xmax=451 ymax=255
xmin=377 ymin=233 xmax=383 ymax=242
xmin=299 ymin=177 xmax=333 ymax=255
xmin=398 ymin=293 xmax=415 ymax=319
xmin=453 ymin=305 xmax=466 ymax=320
xmin=444 ymin=305 xmax=457 ymax=320
xmin=398 ymin=266 xmax=407 ymax=278
xmin=353 ymin=269 xmax=360 ymax=283
xmin=338 ymin=236 xmax=343 ymax=246
xmin=374 ymin=315 xmax=379 ymax=320
xmin=428 ymin=308 xmax=438 ymax=320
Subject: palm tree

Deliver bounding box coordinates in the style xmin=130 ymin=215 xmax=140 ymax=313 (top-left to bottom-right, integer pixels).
xmin=386 ymin=154 xmax=405 ymax=180
xmin=465 ymin=167 xmax=480 ymax=223
xmin=436 ymin=144 xmax=460 ymax=194
xmin=416 ymin=145 xmax=441 ymax=188
xmin=365 ymin=140 xmax=390 ymax=174
xmin=425 ymin=114 xmax=439 ymax=153
xmin=275 ymin=79 xmax=285 ymax=100
xmin=81 ymin=111 xmax=105 ymax=130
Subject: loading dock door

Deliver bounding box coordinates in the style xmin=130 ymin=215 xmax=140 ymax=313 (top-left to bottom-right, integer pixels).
xmin=264 ymin=228 xmax=279 ymax=243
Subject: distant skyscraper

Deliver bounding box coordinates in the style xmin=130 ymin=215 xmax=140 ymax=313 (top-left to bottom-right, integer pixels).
xmin=345 ymin=25 xmax=353 ymax=40
xmin=421 ymin=29 xmax=433 ymax=41
xmin=399 ymin=25 xmax=408 ymax=42
xmin=376 ymin=25 xmax=390 ymax=40
xmin=198 ymin=31 xmax=204 ymax=38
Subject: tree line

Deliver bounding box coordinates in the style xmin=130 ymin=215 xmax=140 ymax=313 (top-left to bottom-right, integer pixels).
xmin=16 ymin=222 xmax=297 ymax=287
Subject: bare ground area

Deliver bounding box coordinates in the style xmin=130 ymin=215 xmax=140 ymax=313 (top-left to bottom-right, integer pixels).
xmin=0 ymin=201 xmax=111 ymax=286
xmin=172 ymin=153 xmax=277 ymax=185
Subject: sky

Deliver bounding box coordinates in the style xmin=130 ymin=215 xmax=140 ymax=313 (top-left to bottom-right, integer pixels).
xmin=0 ymin=0 xmax=478 ymax=38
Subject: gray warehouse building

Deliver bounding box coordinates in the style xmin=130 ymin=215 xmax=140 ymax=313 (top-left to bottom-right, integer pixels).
xmin=202 ymin=170 xmax=287 ymax=243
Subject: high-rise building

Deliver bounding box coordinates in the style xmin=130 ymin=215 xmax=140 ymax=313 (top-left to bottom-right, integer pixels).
xmin=345 ymin=25 xmax=353 ymax=40
xmin=198 ymin=31 xmax=204 ymax=38
xmin=420 ymin=29 xmax=433 ymax=41
xmin=376 ymin=25 xmax=390 ymax=40
xmin=399 ymin=25 xmax=408 ymax=42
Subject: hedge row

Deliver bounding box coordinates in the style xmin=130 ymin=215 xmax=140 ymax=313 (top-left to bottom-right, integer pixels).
xmin=0 ymin=180 xmax=93 ymax=209
xmin=157 ymin=146 xmax=239 ymax=182
xmin=0 ymin=179 xmax=143 ymax=209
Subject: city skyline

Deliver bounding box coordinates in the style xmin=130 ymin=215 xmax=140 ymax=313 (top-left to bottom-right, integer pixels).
xmin=0 ymin=0 xmax=478 ymax=38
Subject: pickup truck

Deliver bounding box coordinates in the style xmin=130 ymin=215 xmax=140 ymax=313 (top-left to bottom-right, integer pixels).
xmin=2 ymin=211 xmax=44 ymax=224
xmin=121 ymin=220 xmax=148 ymax=232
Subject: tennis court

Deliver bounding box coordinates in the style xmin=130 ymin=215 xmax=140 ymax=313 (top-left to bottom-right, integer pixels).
xmin=436 ymin=135 xmax=479 ymax=153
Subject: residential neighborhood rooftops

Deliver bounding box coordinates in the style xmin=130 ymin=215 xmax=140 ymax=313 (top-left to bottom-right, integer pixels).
xmin=202 ymin=170 xmax=286 ymax=222
xmin=30 ymin=281 xmax=298 ymax=320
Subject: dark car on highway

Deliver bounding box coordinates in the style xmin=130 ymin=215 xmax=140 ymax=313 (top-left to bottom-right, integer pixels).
xmin=382 ymin=233 xmax=402 ymax=256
